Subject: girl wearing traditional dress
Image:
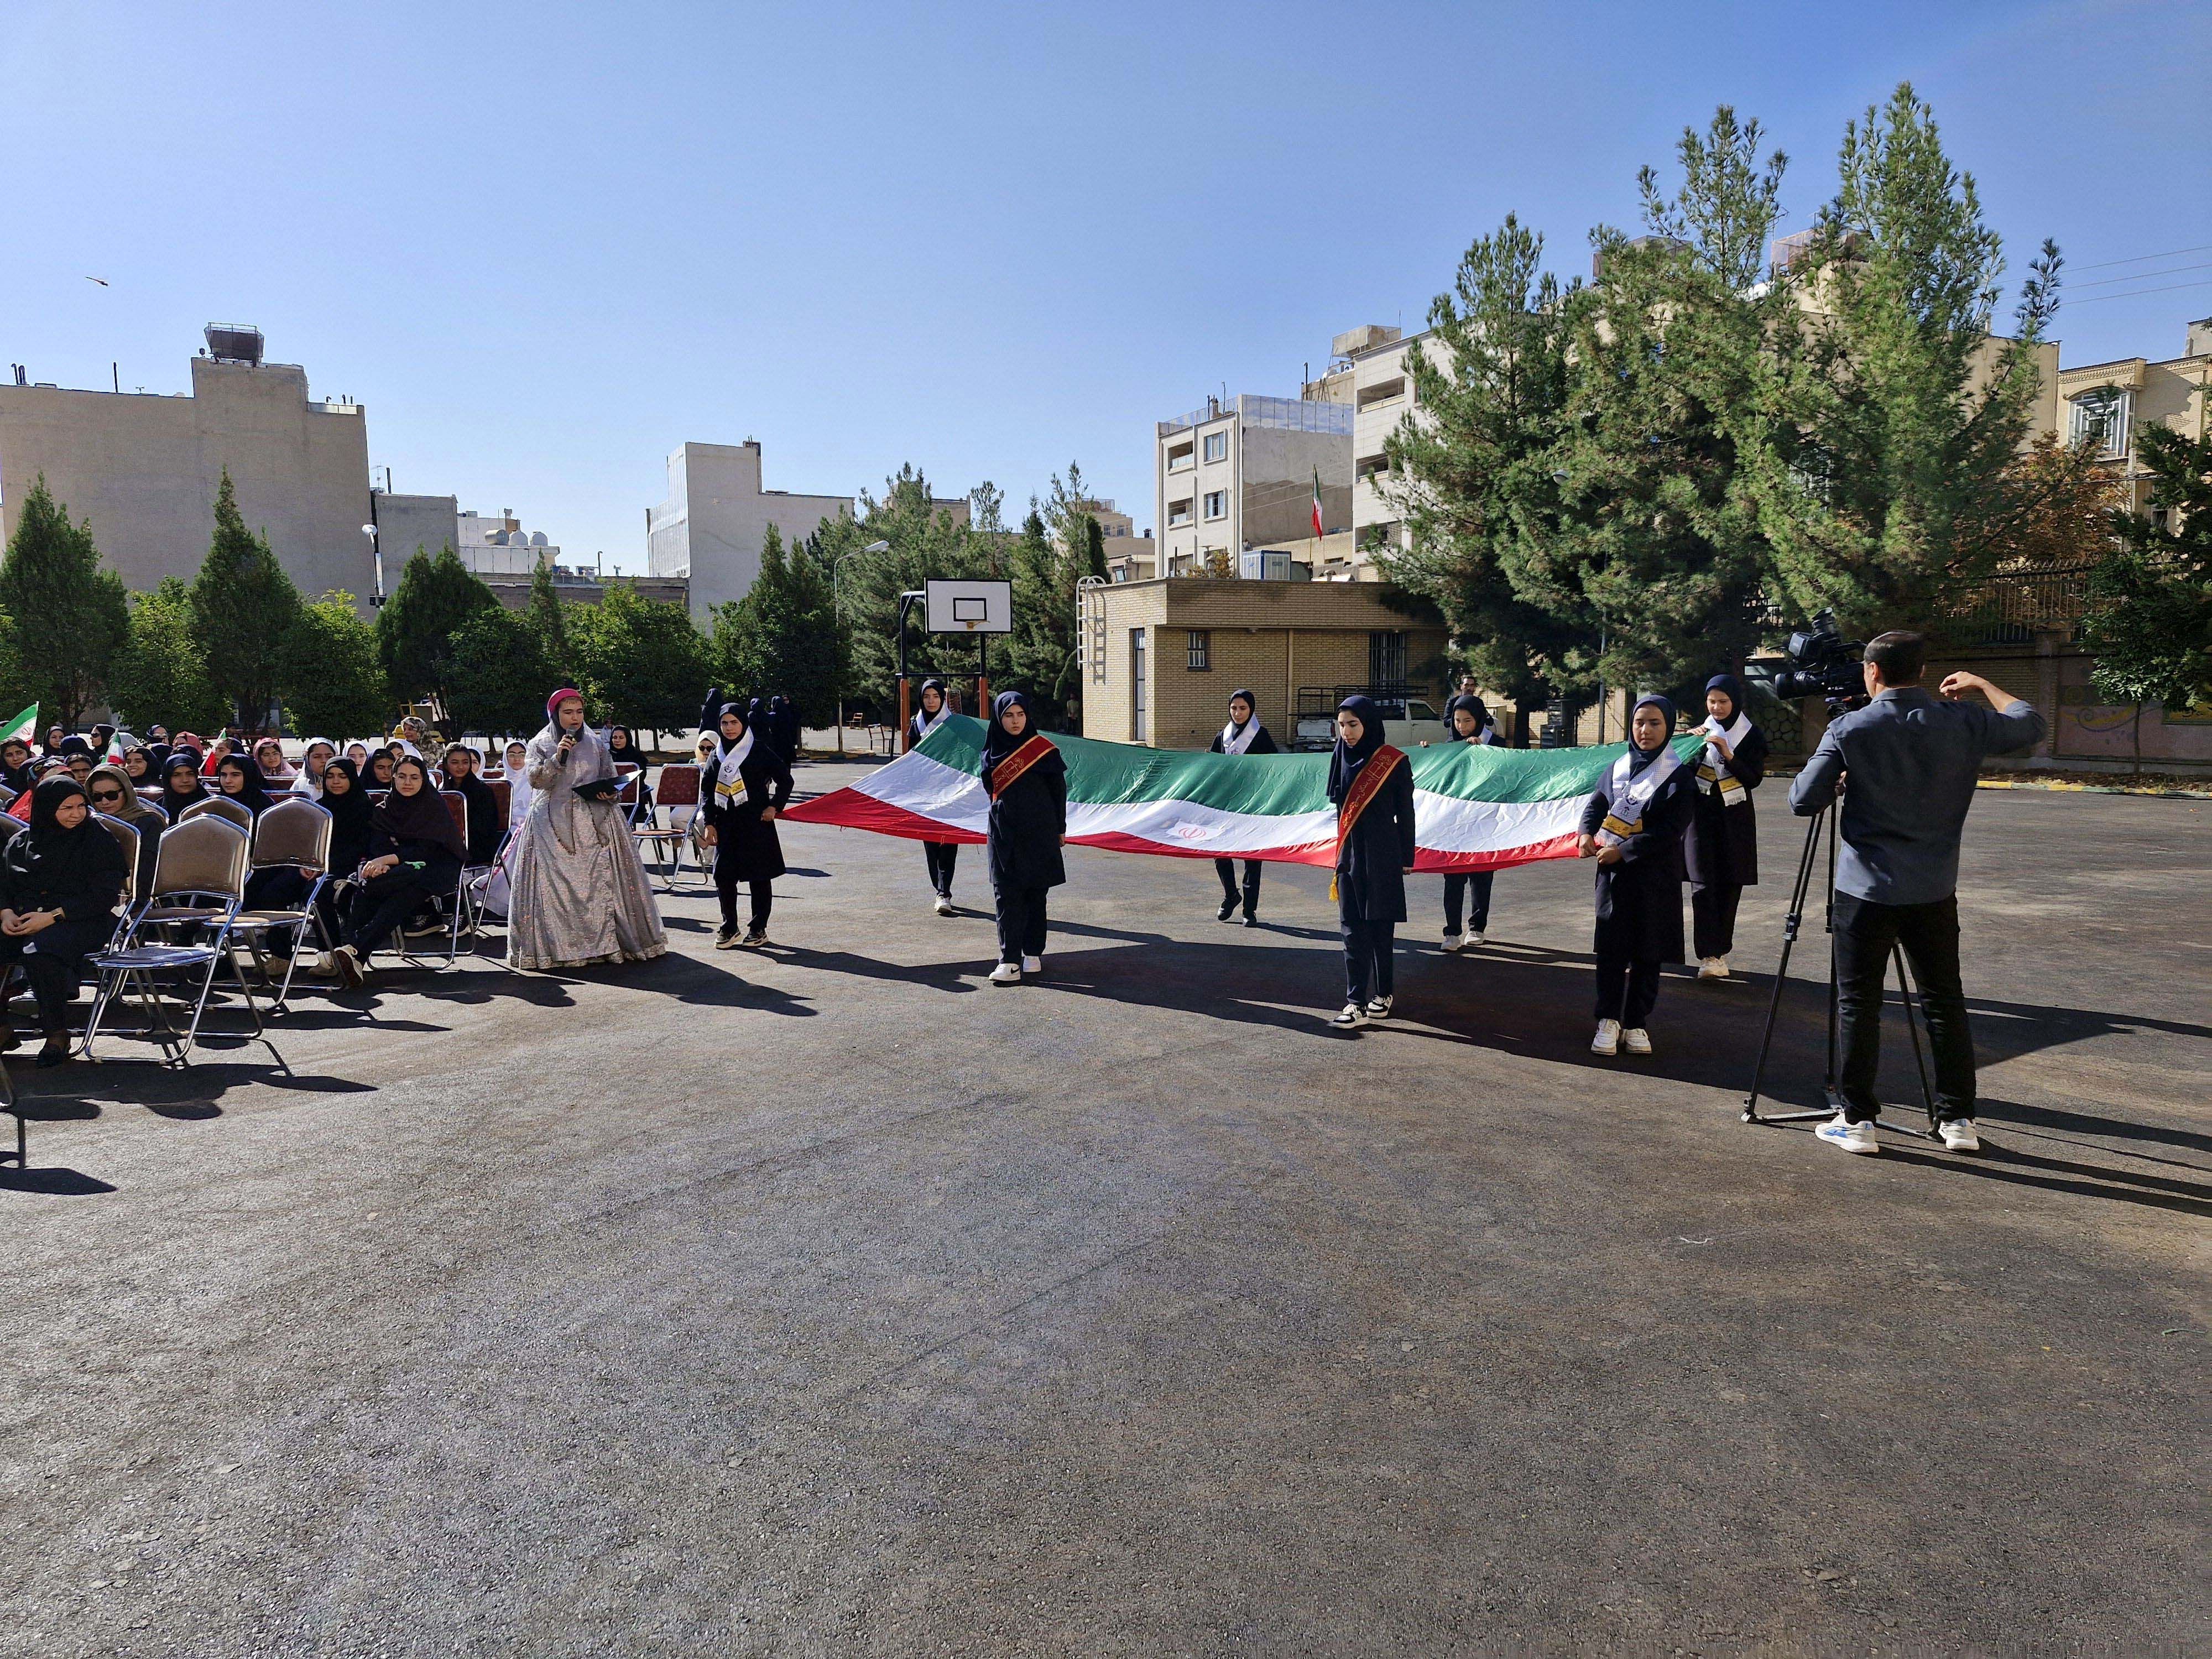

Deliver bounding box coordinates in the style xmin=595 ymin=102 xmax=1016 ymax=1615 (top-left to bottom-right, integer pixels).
xmin=909 ymin=677 xmax=962 ymax=914
xmin=1207 ymin=688 xmax=1277 ymax=926
xmin=1328 ymin=695 xmax=1417 ymax=1029
xmin=505 ymin=688 xmax=667 ymax=972
xmin=1682 ymin=672 xmax=1766 ymax=981
xmin=982 ymin=691 xmax=1066 ymax=986
xmin=1577 ymin=693 xmax=1694 ymax=1056
xmin=1437 ymin=693 xmax=1505 ymax=952
xmin=700 ymin=698 xmax=795 ymax=950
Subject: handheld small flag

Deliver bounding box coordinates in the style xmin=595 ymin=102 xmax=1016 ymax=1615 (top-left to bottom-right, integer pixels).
xmin=0 ymin=703 xmax=38 ymax=745
xmin=1311 ymin=469 xmax=1325 ymax=539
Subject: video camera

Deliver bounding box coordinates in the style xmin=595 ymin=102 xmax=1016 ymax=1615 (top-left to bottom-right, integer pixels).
xmin=1770 ymin=609 xmax=1868 ymax=715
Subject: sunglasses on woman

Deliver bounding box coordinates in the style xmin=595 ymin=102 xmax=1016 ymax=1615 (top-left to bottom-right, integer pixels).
xmin=89 ymin=786 xmax=127 ymax=805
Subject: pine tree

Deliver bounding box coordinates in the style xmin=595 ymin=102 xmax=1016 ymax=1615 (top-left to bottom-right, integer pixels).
xmin=823 ymin=465 xmax=1006 ymax=706
xmin=444 ymin=606 xmax=554 ymax=735
xmin=106 ymin=577 xmax=227 ymax=734
xmin=708 ymin=525 xmax=849 ymax=726
xmin=191 ymin=472 xmax=304 ymax=730
xmin=524 ymin=558 xmax=573 ymax=682
xmin=0 ymin=476 xmax=132 ymax=730
xmin=281 ymin=591 xmax=392 ymax=737
xmin=572 ymin=581 xmax=706 ymax=743
xmin=1001 ymin=510 xmax=1071 ymax=718
xmin=375 ymin=544 xmax=499 ymax=714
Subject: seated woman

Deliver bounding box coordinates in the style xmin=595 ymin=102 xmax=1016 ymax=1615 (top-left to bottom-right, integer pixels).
xmin=344 ymin=741 xmax=372 ymax=771
xmin=119 ymin=743 xmax=156 ymax=790
xmin=0 ymin=778 xmax=127 ymax=1066
xmin=606 ymin=724 xmax=653 ymax=815
xmin=213 ymin=756 xmax=279 ymax=818
xmin=305 ymin=757 xmax=374 ymax=959
xmin=200 ymin=735 xmax=234 ymax=777
xmin=158 ymin=753 xmax=210 ymax=822
xmin=439 ymin=744 xmax=506 ymax=866
xmin=500 ymin=740 xmax=534 ymax=828
xmin=252 ymin=738 xmax=295 ymax=787
xmin=363 ymin=749 xmax=397 ymax=791
xmin=292 ymin=740 xmax=337 ymax=799
xmin=316 ymin=755 xmax=465 ymax=985
xmin=0 ymin=738 xmax=35 ymax=795
xmin=61 ymin=752 xmax=93 ymax=787
xmin=85 ymin=763 xmax=163 ymax=900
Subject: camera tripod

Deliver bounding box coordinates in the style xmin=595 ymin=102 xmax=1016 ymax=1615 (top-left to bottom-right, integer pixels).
xmin=1741 ymin=804 xmax=1939 ymax=1139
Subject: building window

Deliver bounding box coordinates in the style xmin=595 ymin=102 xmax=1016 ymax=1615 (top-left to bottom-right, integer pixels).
xmin=1357 ymin=377 xmax=1407 ymax=410
xmin=1187 ymin=629 xmax=1211 ymax=671
xmin=1167 ymin=498 xmax=1192 ymax=526
xmin=1369 ymin=630 xmax=1407 ymax=690
xmin=1203 ymin=490 xmax=1227 ymax=520
xmin=2069 ymin=388 xmax=2132 ymax=460
xmin=1131 ymin=629 xmax=1148 ymax=743
xmin=1167 ymin=441 xmax=1195 ymax=472
xmin=1355 ymin=453 xmax=1389 ymax=481
xmin=1202 ymin=431 xmax=1228 ymax=463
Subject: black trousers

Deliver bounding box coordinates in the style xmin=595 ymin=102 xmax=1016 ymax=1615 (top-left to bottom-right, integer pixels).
xmin=716 ymin=866 xmax=773 ymax=931
xmin=1691 ymin=883 xmax=1743 ymax=959
xmin=246 ymin=866 xmax=312 ymax=954
xmin=342 ymin=863 xmax=457 ymax=957
xmin=0 ymin=915 xmax=112 ymax=1032
xmin=1834 ymin=894 xmax=1975 ymax=1125
xmin=923 ymin=840 xmax=959 ymax=896
xmin=1342 ymin=921 xmax=1395 ymax=1004
xmin=1443 ymin=871 xmax=1494 ymax=935
xmin=1214 ymin=857 xmax=1262 ymax=911
xmin=1594 ymin=951 xmax=1662 ymax=1027
xmin=995 ymin=882 xmax=1050 ymax=963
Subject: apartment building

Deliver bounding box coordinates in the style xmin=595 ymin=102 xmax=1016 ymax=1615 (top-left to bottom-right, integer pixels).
xmin=2049 ymin=316 xmax=2210 ymax=512
xmin=646 ymin=440 xmax=851 ymax=620
xmin=1153 ymin=392 xmax=1352 ymax=579
xmin=1068 ymin=497 xmax=1157 ymax=583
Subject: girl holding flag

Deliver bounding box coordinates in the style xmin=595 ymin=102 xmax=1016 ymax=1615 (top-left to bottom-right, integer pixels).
xmin=1577 ymin=694 xmax=1693 ymax=1057
xmin=909 ymin=677 xmax=961 ymax=915
xmin=1207 ymin=688 xmax=1276 ymax=926
xmin=1682 ymin=673 xmax=1766 ymax=981
xmin=982 ymin=691 xmax=1066 ymax=986
xmin=1328 ymin=695 xmax=1416 ymax=1030
xmin=1437 ymin=693 xmax=1502 ymax=952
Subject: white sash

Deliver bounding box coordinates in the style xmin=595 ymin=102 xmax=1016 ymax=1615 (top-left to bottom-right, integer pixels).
xmin=913 ymin=703 xmax=949 ymax=743
xmin=1596 ymin=745 xmax=1684 ymax=847
xmin=1218 ymin=719 xmax=1259 ymax=755
xmin=714 ymin=729 xmax=754 ymax=806
xmin=1696 ymin=712 xmax=1752 ymax=807
xmin=1470 ymin=722 xmax=1499 ymax=747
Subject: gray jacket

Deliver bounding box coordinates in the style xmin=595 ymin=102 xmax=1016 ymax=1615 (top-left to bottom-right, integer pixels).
xmin=1788 ymin=687 xmax=2044 ymax=905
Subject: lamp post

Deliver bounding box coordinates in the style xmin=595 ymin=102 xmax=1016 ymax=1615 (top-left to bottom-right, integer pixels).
xmin=833 ymin=540 xmax=891 ymax=756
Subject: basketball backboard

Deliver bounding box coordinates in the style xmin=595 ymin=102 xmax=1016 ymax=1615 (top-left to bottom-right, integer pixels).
xmin=925 ymin=578 xmax=1012 ymax=634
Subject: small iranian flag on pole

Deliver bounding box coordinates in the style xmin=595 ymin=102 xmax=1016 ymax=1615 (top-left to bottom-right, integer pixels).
xmin=1311 ymin=468 xmax=1325 ymax=539
xmin=0 ymin=703 xmax=37 ymax=745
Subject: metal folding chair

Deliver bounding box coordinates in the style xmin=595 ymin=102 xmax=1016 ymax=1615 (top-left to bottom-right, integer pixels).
xmin=634 ymin=763 xmax=702 ymax=891
xmin=179 ymin=795 xmax=254 ymax=832
xmin=231 ymin=797 xmax=332 ymax=1014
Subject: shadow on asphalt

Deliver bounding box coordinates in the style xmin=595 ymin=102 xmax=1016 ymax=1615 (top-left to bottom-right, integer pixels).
xmin=0 ymin=1164 xmax=115 ymax=1196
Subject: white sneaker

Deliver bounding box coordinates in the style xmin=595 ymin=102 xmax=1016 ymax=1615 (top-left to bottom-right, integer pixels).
xmin=1591 ymin=1019 xmax=1621 ymax=1056
xmin=1441 ymin=932 xmax=1464 ymax=953
xmin=1021 ymin=954 xmax=1042 ymax=975
xmin=1468 ymin=931 xmax=1485 ymax=947
xmin=988 ymin=963 xmax=1021 ymax=985
xmin=1697 ymin=957 xmax=1728 ymax=980
xmin=1621 ymin=1027 xmax=1652 ymax=1055
xmin=933 ymin=894 xmax=954 ymax=916
xmin=1332 ymin=1003 xmax=1370 ymax=1029
xmin=1939 ymin=1118 xmax=1981 ymax=1154
xmin=1364 ymin=995 xmax=1393 ymax=1021
xmin=1816 ymin=1113 xmax=1879 ymax=1155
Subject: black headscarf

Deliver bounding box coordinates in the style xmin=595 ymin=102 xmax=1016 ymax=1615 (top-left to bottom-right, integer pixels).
xmin=919 ymin=677 xmax=948 ymax=708
xmin=215 ymin=757 xmax=277 ymax=817
xmin=7 ymin=778 xmax=124 ymax=919
xmin=1704 ymin=674 xmax=1746 ymax=720
xmin=1326 ymin=693 xmax=1386 ymax=805
xmin=0 ymin=742 xmax=33 ymax=795
xmin=608 ymin=724 xmax=637 ymax=758
xmin=159 ymin=754 xmax=211 ymax=823
xmin=1446 ymin=692 xmax=1489 ymax=731
xmin=316 ymin=759 xmax=375 ymax=875
xmin=55 ymin=734 xmax=93 ymax=759
xmin=979 ymin=690 xmax=1063 ymax=795
xmin=373 ymin=758 xmax=466 ymax=861
xmin=440 ymin=750 xmax=504 ymax=864
xmin=1629 ymin=693 xmax=1678 ymax=774
xmin=1228 ymin=688 xmax=1259 ymax=730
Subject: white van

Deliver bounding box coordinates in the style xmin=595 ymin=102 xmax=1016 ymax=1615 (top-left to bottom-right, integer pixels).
xmin=1292 ymin=695 xmax=1448 ymax=751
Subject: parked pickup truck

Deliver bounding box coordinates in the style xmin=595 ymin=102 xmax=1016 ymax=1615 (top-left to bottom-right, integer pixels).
xmin=1292 ymin=694 xmax=1449 ymax=752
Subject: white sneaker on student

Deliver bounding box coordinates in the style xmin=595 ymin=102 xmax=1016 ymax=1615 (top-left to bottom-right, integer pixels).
xmin=1816 ymin=1113 xmax=1879 ymax=1155
xmin=1468 ymin=931 xmax=1485 ymax=947
xmin=1332 ymin=1003 xmax=1370 ymax=1029
xmin=988 ymin=962 xmax=1021 ymax=985
xmin=1441 ymin=932 xmax=1464 ymax=953
xmin=1590 ymin=1019 xmax=1621 ymax=1056
xmin=933 ymin=894 xmax=954 ymax=917
xmin=1022 ymin=954 xmax=1042 ymax=975
xmin=1622 ymin=1027 xmax=1652 ymax=1055
xmin=1364 ymin=995 xmax=1393 ymax=1021
xmin=1697 ymin=956 xmax=1729 ymax=980
xmin=1938 ymin=1118 xmax=1981 ymax=1154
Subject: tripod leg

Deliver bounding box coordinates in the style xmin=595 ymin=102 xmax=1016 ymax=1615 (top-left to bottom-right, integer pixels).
xmin=1743 ymin=808 xmax=1826 ymax=1122
xmin=1892 ymin=944 xmax=1937 ymax=1127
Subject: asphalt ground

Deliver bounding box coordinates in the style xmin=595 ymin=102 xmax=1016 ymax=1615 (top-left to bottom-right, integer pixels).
xmin=3 ymin=770 xmax=2207 ymax=1657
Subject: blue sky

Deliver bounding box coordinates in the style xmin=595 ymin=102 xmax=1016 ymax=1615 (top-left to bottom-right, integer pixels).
xmin=3 ymin=0 xmax=2206 ymax=571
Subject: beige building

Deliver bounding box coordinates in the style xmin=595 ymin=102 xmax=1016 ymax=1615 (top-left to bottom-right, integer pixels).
xmin=1073 ymin=497 xmax=1157 ymax=583
xmin=0 ymin=326 xmax=378 ymax=607
xmin=1154 ymin=391 xmax=1352 ymax=579
xmin=1078 ymin=576 xmax=1448 ymax=749
xmin=646 ymin=440 xmax=851 ymax=620
xmin=2046 ymin=316 xmax=2210 ymax=511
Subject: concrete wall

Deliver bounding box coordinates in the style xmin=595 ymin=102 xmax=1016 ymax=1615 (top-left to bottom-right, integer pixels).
xmin=373 ymin=492 xmax=458 ymax=587
xmin=482 ymin=572 xmax=690 ymax=614
xmin=0 ymin=357 xmax=377 ymax=606
xmin=646 ymin=441 xmax=850 ymax=620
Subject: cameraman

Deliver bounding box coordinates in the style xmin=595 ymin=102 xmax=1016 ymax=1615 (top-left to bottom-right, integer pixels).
xmin=1788 ymin=632 xmax=2044 ymax=1157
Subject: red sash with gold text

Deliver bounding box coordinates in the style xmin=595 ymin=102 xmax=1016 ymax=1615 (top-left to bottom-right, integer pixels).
xmin=1335 ymin=745 xmax=1405 ymax=852
xmin=985 ymin=733 xmax=1058 ymax=800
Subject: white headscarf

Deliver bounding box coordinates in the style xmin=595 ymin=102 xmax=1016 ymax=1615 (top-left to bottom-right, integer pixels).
xmin=293 ymin=739 xmax=337 ymax=798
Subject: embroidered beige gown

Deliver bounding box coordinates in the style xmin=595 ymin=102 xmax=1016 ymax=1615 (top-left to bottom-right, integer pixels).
xmin=507 ymin=720 xmax=667 ymax=971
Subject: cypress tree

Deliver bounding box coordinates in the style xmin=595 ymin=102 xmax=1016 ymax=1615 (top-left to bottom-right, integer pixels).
xmin=0 ymin=477 xmax=132 ymax=729
xmin=190 ymin=471 xmax=303 ymax=729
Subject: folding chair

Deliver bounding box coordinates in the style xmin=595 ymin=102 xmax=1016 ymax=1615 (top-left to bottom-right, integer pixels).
xmin=180 ymin=795 xmax=254 ymax=832
xmin=613 ymin=764 xmax=648 ymax=830
xmin=84 ymin=815 xmax=272 ymax=1067
xmin=634 ymin=763 xmax=702 ymax=891
xmin=231 ymin=797 xmax=332 ymax=1014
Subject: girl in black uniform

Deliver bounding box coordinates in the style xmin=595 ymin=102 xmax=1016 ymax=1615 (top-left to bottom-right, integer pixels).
xmin=1328 ymin=695 xmax=1417 ymax=1029
xmin=909 ymin=677 xmax=961 ymax=914
xmin=1577 ymin=693 xmax=1693 ymax=1056
xmin=701 ymin=699 xmax=794 ymax=950
xmin=1438 ymin=693 xmax=1503 ymax=952
xmin=1682 ymin=672 xmax=1766 ymax=980
xmin=0 ymin=778 xmax=127 ymax=1065
xmin=982 ymin=691 xmax=1066 ymax=985
xmin=1207 ymin=688 xmax=1276 ymax=925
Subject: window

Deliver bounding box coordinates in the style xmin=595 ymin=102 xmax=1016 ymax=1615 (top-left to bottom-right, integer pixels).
xmin=1356 ymin=453 xmax=1390 ymax=481
xmin=1369 ymin=630 xmax=1407 ymax=690
xmin=1357 ymin=376 xmax=1406 ymax=410
xmin=1167 ymin=498 xmax=1192 ymax=526
xmin=1203 ymin=490 xmax=1227 ymax=520
xmin=1202 ymin=431 xmax=1228 ymax=463
xmin=1167 ymin=441 xmax=1195 ymax=472
xmin=1187 ymin=629 xmax=1211 ymax=671
xmin=2069 ymin=389 xmax=2132 ymax=460
xmin=1130 ymin=629 xmax=1148 ymax=742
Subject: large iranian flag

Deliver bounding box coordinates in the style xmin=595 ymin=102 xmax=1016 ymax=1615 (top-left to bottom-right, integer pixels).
xmin=785 ymin=714 xmax=1700 ymax=872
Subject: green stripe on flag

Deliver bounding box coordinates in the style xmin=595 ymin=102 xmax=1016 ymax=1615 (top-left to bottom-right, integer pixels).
xmin=0 ymin=703 xmax=38 ymax=745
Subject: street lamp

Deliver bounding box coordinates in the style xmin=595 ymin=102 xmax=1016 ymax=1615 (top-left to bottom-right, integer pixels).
xmin=833 ymin=540 xmax=891 ymax=756
xmin=361 ymin=523 xmax=383 ymax=607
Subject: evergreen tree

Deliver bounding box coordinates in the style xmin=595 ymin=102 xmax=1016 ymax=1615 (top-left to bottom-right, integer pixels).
xmin=375 ymin=544 xmax=499 ymax=713
xmin=708 ymin=525 xmax=848 ymax=725
xmin=191 ymin=472 xmax=304 ymax=730
xmin=106 ymin=577 xmax=228 ymax=734
xmin=0 ymin=476 xmax=131 ymax=731
xmin=524 ymin=558 xmax=574 ymax=681
xmin=572 ymin=581 xmax=706 ymax=742
xmin=1378 ymin=215 xmax=1584 ymax=700
xmin=281 ymin=591 xmax=392 ymax=737
xmin=444 ymin=606 xmax=555 ymax=735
